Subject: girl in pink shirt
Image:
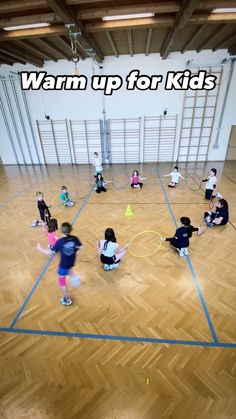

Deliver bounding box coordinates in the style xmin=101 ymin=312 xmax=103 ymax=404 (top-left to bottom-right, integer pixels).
xmin=130 ymin=170 xmax=146 ymax=189
xmin=43 ymin=218 xmax=58 ymax=248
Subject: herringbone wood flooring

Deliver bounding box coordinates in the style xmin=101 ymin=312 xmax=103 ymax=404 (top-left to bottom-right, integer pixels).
xmin=0 ymin=162 xmax=236 ymax=419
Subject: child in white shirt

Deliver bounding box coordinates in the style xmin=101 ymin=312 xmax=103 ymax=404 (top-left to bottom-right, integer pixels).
xmin=163 ymin=166 xmax=185 ymax=188
xmin=93 ymin=152 xmax=103 ymax=176
xmin=97 ymin=228 xmax=129 ymax=271
xmin=202 ymin=168 xmax=217 ymax=200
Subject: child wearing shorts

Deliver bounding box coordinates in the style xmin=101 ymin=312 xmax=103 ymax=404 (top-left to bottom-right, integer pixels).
xmin=37 ymin=222 xmax=83 ymax=306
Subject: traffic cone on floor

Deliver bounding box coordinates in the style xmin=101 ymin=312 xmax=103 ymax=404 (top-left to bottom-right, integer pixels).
xmin=125 ymin=204 xmax=133 ymax=217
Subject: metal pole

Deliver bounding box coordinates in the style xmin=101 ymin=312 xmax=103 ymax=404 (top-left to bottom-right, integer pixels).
xmin=1 ymin=76 xmax=27 ymax=164
xmin=65 ymin=119 xmax=74 ymax=164
xmin=212 ymin=61 xmax=234 ymax=149
xmin=84 ymin=119 xmax=90 ymax=164
xmin=0 ymin=94 xmax=19 ymax=164
xmin=36 ymin=120 xmax=47 ymax=164
xmin=9 ymin=76 xmax=34 ymax=165
xmin=21 ymin=88 xmax=41 ymax=164
xmin=69 ymin=120 xmax=77 ymax=164
xmin=50 ymin=119 xmax=60 ymax=164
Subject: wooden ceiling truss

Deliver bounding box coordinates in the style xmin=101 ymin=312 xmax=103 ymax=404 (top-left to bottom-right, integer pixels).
xmin=0 ymin=0 xmax=235 ymax=66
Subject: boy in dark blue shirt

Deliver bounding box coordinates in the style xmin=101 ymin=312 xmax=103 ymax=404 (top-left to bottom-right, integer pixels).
xmin=37 ymin=222 xmax=83 ymax=306
xmin=162 ymin=217 xmax=198 ymax=252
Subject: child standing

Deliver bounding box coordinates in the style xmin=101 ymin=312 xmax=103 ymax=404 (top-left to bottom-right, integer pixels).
xmin=161 ymin=217 xmax=198 ymax=253
xmin=31 ymin=192 xmax=51 ymax=227
xmin=97 ymin=228 xmax=129 ymax=271
xmin=59 ymin=186 xmax=75 ymax=207
xmin=130 ymin=170 xmax=146 ymax=188
xmin=43 ymin=218 xmax=58 ymax=249
xmin=163 ymin=166 xmax=185 ymax=188
xmin=94 ymin=174 xmax=107 ymax=193
xmin=93 ymin=152 xmax=103 ymax=176
xmin=202 ymin=168 xmax=217 ymax=200
xmin=37 ymin=222 xmax=83 ymax=306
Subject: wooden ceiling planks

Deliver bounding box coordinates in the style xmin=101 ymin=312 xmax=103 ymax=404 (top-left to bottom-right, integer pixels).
xmin=0 ymin=0 xmax=235 ymax=66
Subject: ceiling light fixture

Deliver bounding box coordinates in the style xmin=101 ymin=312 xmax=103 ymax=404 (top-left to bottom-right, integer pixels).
xmin=102 ymin=13 xmax=154 ymax=21
xmin=3 ymin=23 xmax=50 ymax=31
xmin=212 ymin=8 xmax=236 ymax=13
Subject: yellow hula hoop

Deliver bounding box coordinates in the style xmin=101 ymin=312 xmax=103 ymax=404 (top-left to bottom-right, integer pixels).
xmin=129 ymin=230 xmax=162 ymax=258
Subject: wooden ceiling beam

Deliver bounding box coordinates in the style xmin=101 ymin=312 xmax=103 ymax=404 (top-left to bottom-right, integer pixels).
xmin=181 ymin=24 xmax=206 ymax=53
xmin=46 ymin=0 xmax=75 ymax=23
xmin=84 ymin=12 xmax=236 ymax=34
xmin=0 ymin=53 xmax=15 ymax=65
xmin=35 ymin=38 xmax=66 ymax=57
xmin=228 ymin=43 xmax=236 ymax=54
xmin=0 ymin=1 xmax=47 ymax=13
xmin=14 ymin=39 xmax=54 ymax=60
xmin=0 ymin=0 xmax=235 ymax=16
xmin=196 ymin=26 xmax=221 ymax=52
xmin=106 ymin=31 xmax=119 ymax=57
xmin=86 ymin=17 xmax=174 ymax=32
xmin=127 ymin=29 xmax=133 ymax=57
xmin=191 ymin=12 xmax=236 ymax=24
xmin=0 ymin=14 xmax=60 ymax=29
xmin=46 ymin=0 xmax=103 ymax=62
xmin=145 ymin=28 xmax=153 ymax=56
xmin=77 ymin=2 xmax=180 ymax=20
xmin=60 ymin=35 xmax=87 ymax=59
xmin=213 ymin=31 xmax=236 ymax=50
xmin=198 ymin=0 xmax=236 ymax=9
xmin=0 ymin=43 xmax=44 ymax=67
xmin=67 ymin=0 xmax=128 ymax=3
xmin=55 ymin=36 xmax=73 ymax=55
xmin=161 ymin=0 xmax=201 ymax=60
xmin=0 ymin=25 xmax=66 ymax=41
xmin=0 ymin=51 xmax=26 ymax=65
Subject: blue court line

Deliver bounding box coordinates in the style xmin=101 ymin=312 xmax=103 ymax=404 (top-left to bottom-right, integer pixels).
xmin=0 ymin=177 xmax=41 ymax=207
xmin=1 ymin=327 xmax=236 ymax=348
xmin=9 ymin=188 xmax=93 ymax=329
xmin=157 ymin=171 xmax=219 ymax=343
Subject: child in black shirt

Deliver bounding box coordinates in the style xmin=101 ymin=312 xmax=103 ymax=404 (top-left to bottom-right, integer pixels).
xmin=31 ymin=192 xmax=51 ymax=227
xmin=162 ymin=217 xmax=198 ymax=251
xmin=203 ymin=199 xmax=229 ymax=226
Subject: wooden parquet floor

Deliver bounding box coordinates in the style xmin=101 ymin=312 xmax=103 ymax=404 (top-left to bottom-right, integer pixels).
xmin=0 ymin=162 xmax=236 ymax=419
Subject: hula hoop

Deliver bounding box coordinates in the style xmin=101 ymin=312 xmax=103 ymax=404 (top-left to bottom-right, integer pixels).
xmin=50 ymin=193 xmax=66 ymax=216
xmin=112 ymin=173 xmax=130 ymax=189
xmin=185 ymin=172 xmax=202 ymax=191
xmin=129 ymin=230 xmax=162 ymax=258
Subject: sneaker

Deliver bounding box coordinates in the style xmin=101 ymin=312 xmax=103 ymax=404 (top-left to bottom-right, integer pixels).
xmin=60 ymin=297 xmax=73 ymax=306
xmin=109 ymin=263 xmax=119 ymax=270
xmin=207 ymin=222 xmax=214 ymax=227
xmin=103 ymin=264 xmax=110 ymax=271
xmin=31 ymin=219 xmax=38 ymax=227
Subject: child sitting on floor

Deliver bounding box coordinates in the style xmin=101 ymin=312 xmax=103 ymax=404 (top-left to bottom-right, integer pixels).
xmin=59 ymin=186 xmax=75 ymax=207
xmin=161 ymin=217 xmax=198 ymax=255
xmin=97 ymin=228 xmax=129 ymax=271
xmin=94 ymin=174 xmax=107 ymax=193
xmin=163 ymin=166 xmax=185 ymax=188
xmin=203 ymin=199 xmax=229 ymax=227
xmin=130 ymin=170 xmax=146 ymax=188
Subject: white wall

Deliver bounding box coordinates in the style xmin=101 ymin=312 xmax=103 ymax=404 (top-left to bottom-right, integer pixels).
xmin=0 ymin=50 xmax=235 ymax=164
